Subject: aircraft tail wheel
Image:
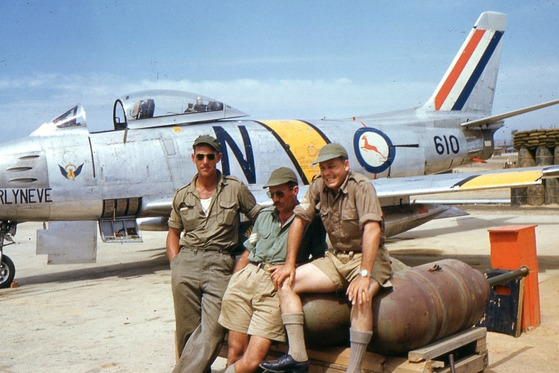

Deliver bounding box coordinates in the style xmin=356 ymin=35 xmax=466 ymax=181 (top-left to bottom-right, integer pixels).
xmin=0 ymin=255 xmax=15 ymax=289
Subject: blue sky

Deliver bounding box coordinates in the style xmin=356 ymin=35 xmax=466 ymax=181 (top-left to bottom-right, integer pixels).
xmin=1 ymin=1 xmax=558 ymax=144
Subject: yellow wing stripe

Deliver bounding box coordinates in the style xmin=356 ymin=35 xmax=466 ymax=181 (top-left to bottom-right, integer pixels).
xmin=260 ymin=120 xmax=328 ymax=183
xmin=458 ymin=170 xmax=542 ymax=189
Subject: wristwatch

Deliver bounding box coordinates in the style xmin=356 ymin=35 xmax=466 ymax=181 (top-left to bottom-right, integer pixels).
xmin=358 ymin=269 xmax=371 ymax=278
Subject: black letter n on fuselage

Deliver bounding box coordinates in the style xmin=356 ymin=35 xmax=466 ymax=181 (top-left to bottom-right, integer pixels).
xmin=213 ymin=126 xmax=256 ymax=184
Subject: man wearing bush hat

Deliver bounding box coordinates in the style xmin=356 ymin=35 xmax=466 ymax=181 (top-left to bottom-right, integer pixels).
xmin=167 ymin=134 xmax=261 ymax=373
xmin=219 ymin=167 xmax=326 ymax=373
xmin=262 ymin=143 xmax=392 ymax=373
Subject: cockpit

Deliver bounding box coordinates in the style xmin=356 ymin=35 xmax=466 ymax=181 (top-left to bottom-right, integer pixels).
xmin=30 ymin=90 xmax=248 ymax=137
xmin=112 ymin=90 xmax=247 ymax=130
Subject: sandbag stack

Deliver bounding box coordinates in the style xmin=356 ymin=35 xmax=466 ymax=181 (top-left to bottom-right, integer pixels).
xmin=511 ymin=128 xmax=559 ymax=205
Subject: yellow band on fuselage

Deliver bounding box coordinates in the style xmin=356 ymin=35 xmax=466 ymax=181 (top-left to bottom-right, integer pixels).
xmin=259 ymin=120 xmax=328 ymax=183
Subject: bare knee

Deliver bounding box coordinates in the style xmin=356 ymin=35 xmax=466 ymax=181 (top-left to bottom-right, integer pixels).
xmin=351 ymin=280 xmax=381 ymax=330
xmin=278 ymin=280 xmax=297 ymax=297
xmin=278 ymin=281 xmax=304 ymax=314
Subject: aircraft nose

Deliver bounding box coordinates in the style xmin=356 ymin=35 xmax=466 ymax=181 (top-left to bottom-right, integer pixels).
xmin=0 ymin=139 xmax=51 ymax=220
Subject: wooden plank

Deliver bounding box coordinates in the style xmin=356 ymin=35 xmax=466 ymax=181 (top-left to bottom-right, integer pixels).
xmin=381 ymin=358 xmax=435 ymax=373
xmin=408 ymin=327 xmax=487 ymax=363
xmin=220 ymin=329 xmax=486 ymax=373
xmin=223 ymin=342 xmax=431 ymax=373
xmin=267 ymin=346 xmax=445 ymax=373
xmin=310 ymin=349 xmax=386 ymax=372
xmin=308 ymin=362 xmax=347 ymax=372
xmin=474 ymin=337 xmax=487 ymax=354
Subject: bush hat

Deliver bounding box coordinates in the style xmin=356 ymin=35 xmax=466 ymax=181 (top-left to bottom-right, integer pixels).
xmin=263 ymin=167 xmax=298 ymax=188
xmin=312 ymin=143 xmax=348 ymax=165
xmin=193 ymin=135 xmax=220 ymax=152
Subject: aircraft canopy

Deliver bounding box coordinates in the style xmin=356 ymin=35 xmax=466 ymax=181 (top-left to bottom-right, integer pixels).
xmin=112 ymin=90 xmax=248 ymax=130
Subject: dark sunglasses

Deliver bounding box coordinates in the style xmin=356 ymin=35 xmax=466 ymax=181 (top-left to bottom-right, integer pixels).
xmin=266 ymin=188 xmax=292 ymax=199
xmin=195 ymin=153 xmax=216 ymax=161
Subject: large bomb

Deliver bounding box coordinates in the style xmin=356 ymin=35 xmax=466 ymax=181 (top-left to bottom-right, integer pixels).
xmin=301 ymin=259 xmax=490 ymax=355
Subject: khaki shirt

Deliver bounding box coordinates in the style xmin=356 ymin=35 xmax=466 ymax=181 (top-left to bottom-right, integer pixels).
xmin=168 ymin=172 xmax=261 ymax=251
xmin=294 ymin=170 xmax=385 ymax=252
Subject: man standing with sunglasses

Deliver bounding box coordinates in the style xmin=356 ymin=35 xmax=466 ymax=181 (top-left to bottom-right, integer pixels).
xmin=217 ymin=167 xmax=326 ymax=373
xmin=261 ymin=143 xmax=392 ymax=373
xmin=167 ymin=134 xmax=262 ymax=373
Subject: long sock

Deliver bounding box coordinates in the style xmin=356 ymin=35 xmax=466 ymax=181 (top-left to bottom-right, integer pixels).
xmin=282 ymin=313 xmax=308 ymax=362
xmin=224 ymin=363 xmax=237 ymax=373
xmin=346 ymin=328 xmax=373 ymax=373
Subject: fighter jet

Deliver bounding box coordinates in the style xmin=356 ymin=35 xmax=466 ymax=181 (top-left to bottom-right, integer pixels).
xmin=1 ymin=11 xmax=558 ymax=288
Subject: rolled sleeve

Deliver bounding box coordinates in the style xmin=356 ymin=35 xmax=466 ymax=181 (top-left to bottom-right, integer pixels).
xmin=246 ymin=203 xmax=263 ymax=221
xmin=356 ymin=181 xmax=383 ymax=230
xmin=168 ymin=192 xmax=184 ymax=230
xmin=237 ymin=183 xmax=262 ymax=220
xmin=168 ymin=218 xmax=183 ymax=230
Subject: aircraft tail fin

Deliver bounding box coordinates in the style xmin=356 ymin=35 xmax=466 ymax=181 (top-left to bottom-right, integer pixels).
xmin=423 ymin=12 xmax=507 ymax=115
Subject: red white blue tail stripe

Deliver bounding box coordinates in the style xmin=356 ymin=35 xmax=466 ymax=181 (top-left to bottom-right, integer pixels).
xmin=429 ymin=12 xmax=507 ymax=112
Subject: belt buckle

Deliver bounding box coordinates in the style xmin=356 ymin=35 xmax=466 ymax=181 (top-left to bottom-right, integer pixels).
xmin=256 ymin=262 xmax=271 ymax=272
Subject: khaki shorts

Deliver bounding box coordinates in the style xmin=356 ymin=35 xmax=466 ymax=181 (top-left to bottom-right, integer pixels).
xmin=218 ymin=263 xmax=286 ymax=342
xmin=311 ymin=248 xmax=392 ymax=293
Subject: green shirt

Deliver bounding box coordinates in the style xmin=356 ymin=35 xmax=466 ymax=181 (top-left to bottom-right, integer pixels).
xmin=244 ymin=206 xmax=327 ymax=265
xmin=244 ymin=206 xmax=294 ymax=265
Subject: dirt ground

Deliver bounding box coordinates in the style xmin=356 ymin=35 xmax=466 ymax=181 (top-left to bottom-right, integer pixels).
xmin=2 ymin=155 xmax=559 ymax=372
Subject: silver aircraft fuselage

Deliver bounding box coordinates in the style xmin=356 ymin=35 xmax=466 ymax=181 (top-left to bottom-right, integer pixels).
xmin=0 ymin=105 xmax=486 ymax=223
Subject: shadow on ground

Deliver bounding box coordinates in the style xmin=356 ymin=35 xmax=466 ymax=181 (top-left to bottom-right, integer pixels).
xmin=15 ymin=248 xmax=169 ymax=286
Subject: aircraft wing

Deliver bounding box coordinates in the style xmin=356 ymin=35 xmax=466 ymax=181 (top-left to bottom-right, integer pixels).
xmin=372 ymin=165 xmax=559 ymax=198
xmin=140 ymin=165 xmax=559 ymax=217
xmin=461 ymin=99 xmax=559 ymax=130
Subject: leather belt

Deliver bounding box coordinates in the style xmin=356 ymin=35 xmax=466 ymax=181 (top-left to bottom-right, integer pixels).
xmin=181 ymin=245 xmax=233 ymax=253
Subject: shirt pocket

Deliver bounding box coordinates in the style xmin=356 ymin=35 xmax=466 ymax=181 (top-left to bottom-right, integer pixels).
xmin=340 ymin=206 xmax=359 ymax=238
xmin=218 ymin=199 xmax=239 ymax=226
xmin=258 ymin=229 xmax=272 ymax=244
xmin=179 ymin=203 xmax=198 ymax=230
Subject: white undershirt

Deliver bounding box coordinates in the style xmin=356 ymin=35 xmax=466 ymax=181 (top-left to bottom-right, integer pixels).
xmin=200 ymin=197 xmax=212 ymax=215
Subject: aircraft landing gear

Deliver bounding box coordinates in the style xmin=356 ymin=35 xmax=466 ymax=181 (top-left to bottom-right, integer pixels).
xmin=0 ymin=220 xmax=17 ymax=289
xmin=1 ymin=254 xmax=15 ymax=289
